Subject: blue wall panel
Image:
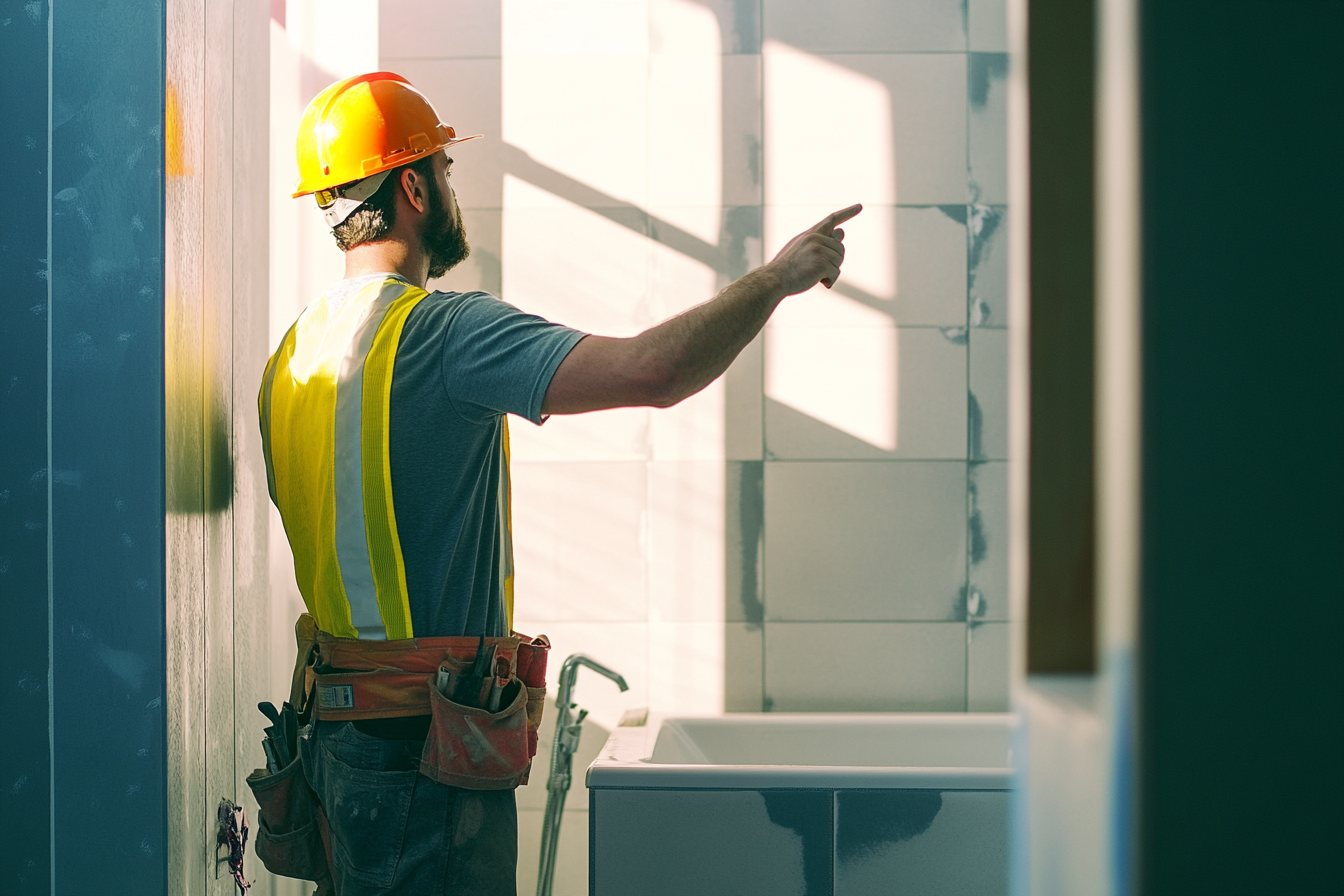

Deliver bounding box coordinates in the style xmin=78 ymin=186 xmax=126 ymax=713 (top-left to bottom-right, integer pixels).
xmin=48 ymin=1 xmax=166 ymax=892
xmin=0 ymin=1 xmax=54 ymax=893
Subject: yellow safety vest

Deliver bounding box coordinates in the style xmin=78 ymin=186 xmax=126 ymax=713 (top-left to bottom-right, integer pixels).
xmin=258 ymin=276 xmax=514 ymax=640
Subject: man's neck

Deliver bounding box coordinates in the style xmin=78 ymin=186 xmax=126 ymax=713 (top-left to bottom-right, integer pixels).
xmin=342 ymin=236 xmax=430 ymax=287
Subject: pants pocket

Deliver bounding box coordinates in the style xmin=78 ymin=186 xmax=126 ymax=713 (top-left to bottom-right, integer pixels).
xmin=246 ymin=756 xmax=328 ymax=881
xmin=312 ymin=737 xmax=418 ymax=889
xmin=420 ymin=678 xmax=531 ymax=790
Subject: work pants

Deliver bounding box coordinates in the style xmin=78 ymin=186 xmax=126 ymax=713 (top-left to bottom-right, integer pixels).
xmin=301 ymin=719 xmax=518 ymax=895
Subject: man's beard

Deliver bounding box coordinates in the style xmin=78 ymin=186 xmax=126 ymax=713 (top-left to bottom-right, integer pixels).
xmin=424 ymin=175 xmax=470 ymax=280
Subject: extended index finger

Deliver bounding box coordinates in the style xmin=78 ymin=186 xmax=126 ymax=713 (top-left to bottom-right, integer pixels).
xmin=811 ymin=203 xmax=863 ymax=233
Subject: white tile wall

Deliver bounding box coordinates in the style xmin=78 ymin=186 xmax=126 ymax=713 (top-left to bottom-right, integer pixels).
xmin=971 ymin=327 xmax=1009 ymax=459
xmin=762 ymin=0 xmax=967 ymax=53
xmin=764 ymin=621 xmax=967 ymax=711
xmin=763 ymin=50 xmax=968 ymax=211
xmin=968 ymin=621 xmax=1009 ymax=711
xmin=718 ymin=55 xmax=764 ymax=207
xmin=649 ymin=621 xmax=726 ymax=713
xmin=503 ymin=0 xmax=649 ymax=57
xmin=379 ymin=0 xmax=501 ymax=59
xmin=510 ymin=461 xmax=649 ymax=622
xmin=656 ymin=0 xmax=761 ymax=54
xmin=500 ymin=177 xmax=651 ymax=328
xmin=968 ymin=462 xmax=1009 ymax=621
xmin=648 ymin=461 xmax=726 ymax=622
xmin=518 ymin=806 xmax=589 ymax=896
xmin=724 ymin=622 xmax=765 ymax=710
xmin=503 ymin=54 xmax=650 ymax=207
xmin=968 ymin=0 xmax=1009 ymax=52
xmin=763 ymin=461 xmax=967 ymax=621
xmin=970 ymin=204 xmax=1008 ymax=326
xmin=764 ymin=325 xmax=968 ymax=460
xmin=892 ymin=206 xmax=971 ymax=326
xmin=970 ymin=53 xmax=1009 ymax=205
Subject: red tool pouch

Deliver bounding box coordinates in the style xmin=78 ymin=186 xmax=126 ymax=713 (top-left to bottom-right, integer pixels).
xmin=419 ymin=677 xmax=533 ymax=789
xmin=245 ymin=755 xmax=329 ymax=882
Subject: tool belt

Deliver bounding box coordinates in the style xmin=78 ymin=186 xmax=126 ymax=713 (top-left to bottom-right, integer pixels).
xmin=290 ymin=613 xmax=551 ymax=788
xmin=247 ymin=614 xmax=550 ymax=885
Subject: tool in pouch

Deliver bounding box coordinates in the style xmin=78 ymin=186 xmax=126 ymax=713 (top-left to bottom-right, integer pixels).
xmin=245 ymin=698 xmax=334 ymax=892
xmin=422 ymin=635 xmax=534 ymax=789
xmin=436 ymin=636 xmax=522 ymax=711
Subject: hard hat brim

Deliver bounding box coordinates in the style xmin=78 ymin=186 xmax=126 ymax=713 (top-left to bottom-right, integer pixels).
xmin=293 ymin=133 xmax=483 ymax=199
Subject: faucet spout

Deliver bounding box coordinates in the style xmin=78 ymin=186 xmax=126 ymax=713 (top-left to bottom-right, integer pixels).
xmin=555 ymin=653 xmax=628 ymax=711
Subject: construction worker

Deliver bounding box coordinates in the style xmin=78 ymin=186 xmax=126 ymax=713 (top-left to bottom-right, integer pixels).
xmin=258 ymin=72 xmax=858 ymax=896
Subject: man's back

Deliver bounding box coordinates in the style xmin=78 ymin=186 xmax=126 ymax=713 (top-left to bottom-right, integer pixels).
xmin=263 ymin=272 xmax=582 ymax=641
xmin=387 ymin=281 xmax=581 ymax=636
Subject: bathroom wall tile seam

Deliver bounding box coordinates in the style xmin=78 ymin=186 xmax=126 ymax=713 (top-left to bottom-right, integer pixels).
xmin=764 ymin=619 xmax=972 ymax=625
xmin=761 ymin=458 xmax=978 ymax=463
xmin=962 ymin=38 xmax=973 ymax=714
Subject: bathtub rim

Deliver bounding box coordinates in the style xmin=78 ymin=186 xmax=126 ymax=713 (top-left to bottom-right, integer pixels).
xmin=586 ymin=711 xmax=1017 ymax=792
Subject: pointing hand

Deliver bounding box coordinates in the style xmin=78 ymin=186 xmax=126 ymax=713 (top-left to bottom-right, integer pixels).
xmin=766 ymin=204 xmax=863 ymax=296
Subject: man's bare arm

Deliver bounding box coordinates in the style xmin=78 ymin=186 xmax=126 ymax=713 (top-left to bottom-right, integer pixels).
xmin=542 ymin=204 xmax=862 ymax=415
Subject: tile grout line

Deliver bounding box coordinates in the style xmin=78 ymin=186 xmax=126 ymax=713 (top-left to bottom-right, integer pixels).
xmin=755 ymin=11 xmax=767 ymax=714
xmin=964 ymin=37 xmax=974 ymax=714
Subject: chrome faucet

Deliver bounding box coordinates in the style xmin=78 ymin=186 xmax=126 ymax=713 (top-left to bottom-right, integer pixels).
xmin=537 ymin=654 xmax=628 ymax=896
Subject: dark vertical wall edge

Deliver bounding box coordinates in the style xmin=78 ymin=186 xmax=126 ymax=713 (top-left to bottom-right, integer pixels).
xmin=1138 ymin=1 xmax=1344 ymax=893
xmin=1024 ymin=0 xmax=1097 ymax=674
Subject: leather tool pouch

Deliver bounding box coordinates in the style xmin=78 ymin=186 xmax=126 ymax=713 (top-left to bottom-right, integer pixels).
xmin=245 ymin=753 xmax=328 ymax=882
xmin=244 ymin=614 xmax=331 ymax=884
xmin=420 ymin=677 xmax=533 ymax=789
xmin=418 ymin=632 xmax=551 ymax=790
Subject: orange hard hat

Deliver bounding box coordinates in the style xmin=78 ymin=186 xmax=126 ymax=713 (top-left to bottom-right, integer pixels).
xmin=292 ymin=71 xmax=480 ymax=199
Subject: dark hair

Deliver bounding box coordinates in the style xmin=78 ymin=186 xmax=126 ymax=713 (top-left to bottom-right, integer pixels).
xmin=330 ymin=155 xmax=437 ymax=251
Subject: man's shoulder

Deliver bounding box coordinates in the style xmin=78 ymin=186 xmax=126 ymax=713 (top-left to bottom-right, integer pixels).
xmin=401 ymin=291 xmax=533 ymax=362
xmin=410 ymin=289 xmax=499 ymax=322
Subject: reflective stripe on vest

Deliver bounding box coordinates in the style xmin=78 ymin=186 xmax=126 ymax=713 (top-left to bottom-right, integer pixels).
xmin=259 ymin=277 xmax=429 ymax=640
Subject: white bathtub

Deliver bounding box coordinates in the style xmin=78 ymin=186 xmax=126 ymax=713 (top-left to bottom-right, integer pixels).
xmin=587 ymin=713 xmax=1015 ymax=896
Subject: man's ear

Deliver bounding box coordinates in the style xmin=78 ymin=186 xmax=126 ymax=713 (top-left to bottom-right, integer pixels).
xmin=399 ymin=166 xmax=428 ymax=214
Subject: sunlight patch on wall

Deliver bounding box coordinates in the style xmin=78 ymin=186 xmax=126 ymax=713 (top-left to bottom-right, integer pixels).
xmin=648 ymin=0 xmax=722 ymax=245
xmin=763 ymin=40 xmax=896 ymax=301
xmin=766 ymin=291 xmax=899 ymax=451
xmin=502 ymin=2 xmax=649 ymax=207
xmin=502 ymin=0 xmax=649 ymax=57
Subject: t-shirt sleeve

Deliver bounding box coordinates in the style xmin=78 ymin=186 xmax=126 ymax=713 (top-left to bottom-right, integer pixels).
xmin=440 ymin=292 xmax=587 ymax=425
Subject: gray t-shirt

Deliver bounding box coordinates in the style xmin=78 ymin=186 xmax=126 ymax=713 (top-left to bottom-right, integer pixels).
xmin=380 ymin=278 xmax=585 ymax=638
